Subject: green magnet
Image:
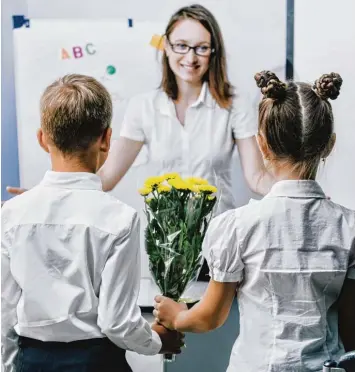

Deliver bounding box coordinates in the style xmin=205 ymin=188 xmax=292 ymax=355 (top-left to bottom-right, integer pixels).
xmin=106 ymin=65 xmax=116 ymax=75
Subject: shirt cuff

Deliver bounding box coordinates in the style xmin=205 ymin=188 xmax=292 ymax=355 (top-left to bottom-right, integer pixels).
xmin=347 ymin=268 xmax=355 ymax=280
xmin=209 ymin=267 xmax=243 ymax=283
xmin=234 ymin=131 xmax=257 ymax=140
xmin=119 ymin=130 xmax=145 ymax=142
xmin=149 ymin=330 xmax=162 ymax=355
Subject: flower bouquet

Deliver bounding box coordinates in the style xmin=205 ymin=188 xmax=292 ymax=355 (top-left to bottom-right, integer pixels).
xmin=139 ymin=173 xmax=217 ymax=362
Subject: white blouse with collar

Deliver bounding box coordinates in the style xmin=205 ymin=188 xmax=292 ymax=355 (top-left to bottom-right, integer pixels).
xmin=203 ymin=180 xmax=355 ymax=371
xmin=115 ymin=83 xmax=257 ymax=215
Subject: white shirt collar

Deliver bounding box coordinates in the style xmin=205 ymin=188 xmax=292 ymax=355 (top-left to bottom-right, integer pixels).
xmin=40 ymin=171 xmax=103 ymax=191
xmin=190 ymin=81 xmax=213 ymax=108
xmin=266 ymin=180 xmax=326 ymax=199
xmin=155 ymin=81 xmax=215 ymax=116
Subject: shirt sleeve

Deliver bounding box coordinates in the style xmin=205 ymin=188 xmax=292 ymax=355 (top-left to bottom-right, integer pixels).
xmin=230 ymin=94 xmax=258 ymax=140
xmin=97 ymin=212 xmax=162 ymax=355
xmin=116 ymin=95 xmax=146 ymax=142
xmin=1 ymin=225 xmax=21 ymax=372
xmin=202 ymin=209 xmax=244 ymax=283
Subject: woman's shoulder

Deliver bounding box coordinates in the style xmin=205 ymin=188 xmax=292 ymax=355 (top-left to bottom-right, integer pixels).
xmin=127 ymin=89 xmax=161 ymax=105
xmin=229 ymin=90 xmax=256 ymax=113
xmin=225 ymin=90 xmax=258 ymax=137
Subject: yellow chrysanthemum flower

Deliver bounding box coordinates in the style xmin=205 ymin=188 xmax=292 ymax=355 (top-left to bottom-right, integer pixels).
xmin=144 ymin=175 xmax=165 ymax=188
xmin=163 ymin=172 xmax=181 ymax=181
xmin=168 ymin=179 xmax=190 ymax=190
xmin=157 ymin=185 xmax=171 ymax=193
xmin=197 ymin=185 xmax=218 ymax=194
xmin=138 ymin=186 xmax=152 ymax=196
xmin=184 ymin=177 xmax=209 ymax=185
xmin=187 ymin=184 xmax=199 ymax=193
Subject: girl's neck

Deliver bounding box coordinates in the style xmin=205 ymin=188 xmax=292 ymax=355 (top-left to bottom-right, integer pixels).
xmin=175 ymin=78 xmax=203 ymax=106
xmin=269 ymin=160 xmax=318 ymax=182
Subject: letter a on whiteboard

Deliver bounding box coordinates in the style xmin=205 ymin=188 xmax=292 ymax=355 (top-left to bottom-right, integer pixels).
xmin=61 ymin=48 xmax=71 ymax=59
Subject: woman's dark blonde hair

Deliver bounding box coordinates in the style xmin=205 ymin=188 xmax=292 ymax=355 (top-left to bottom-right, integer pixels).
xmin=160 ymin=4 xmax=233 ymax=109
xmin=254 ymin=70 xmax=343 ymax=179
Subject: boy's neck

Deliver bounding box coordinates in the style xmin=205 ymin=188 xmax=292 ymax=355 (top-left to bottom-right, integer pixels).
xmin=49 ymin=151 xmax=97 ymax=174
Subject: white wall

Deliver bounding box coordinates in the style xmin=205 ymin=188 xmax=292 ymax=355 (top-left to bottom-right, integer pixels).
xmin=294 ymin=0 xmax=355 ymax=209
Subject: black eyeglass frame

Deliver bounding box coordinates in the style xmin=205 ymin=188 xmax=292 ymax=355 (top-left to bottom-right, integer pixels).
xmin=166 ymin=38 xmax=215 ymax=57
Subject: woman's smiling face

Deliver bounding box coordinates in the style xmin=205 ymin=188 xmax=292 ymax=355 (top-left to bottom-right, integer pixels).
xmin=165 ymin=19 xmax=212 ymax=85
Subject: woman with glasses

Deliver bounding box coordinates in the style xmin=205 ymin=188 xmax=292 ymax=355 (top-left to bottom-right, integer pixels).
xmin=99 ymin=4 xmax=274 ymax=210
xmin=97 ymin=4 xmax=275 ymax=282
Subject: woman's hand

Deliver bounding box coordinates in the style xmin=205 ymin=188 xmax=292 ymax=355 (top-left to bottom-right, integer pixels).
xmin=153 ymin=296 xmax=188 ymax=330
xmin=6 ymin=186 xmax=28 ymax=196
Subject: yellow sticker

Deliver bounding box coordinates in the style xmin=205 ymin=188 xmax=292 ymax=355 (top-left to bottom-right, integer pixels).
xmin=150 ymin=34 xmax=164 ymax=51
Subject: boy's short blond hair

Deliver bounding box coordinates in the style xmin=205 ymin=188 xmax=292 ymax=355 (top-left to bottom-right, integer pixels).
xmin=40 ymin=74 xmax=112 ymax=154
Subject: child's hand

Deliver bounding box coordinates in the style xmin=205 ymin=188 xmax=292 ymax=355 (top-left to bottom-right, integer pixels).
xmin=151 ymin=323 xmax=185 ymax=354
xmin=153 ymin=295 xmax=188 ymax=330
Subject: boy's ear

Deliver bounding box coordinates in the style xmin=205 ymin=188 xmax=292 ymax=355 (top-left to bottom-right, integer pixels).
xmin=100 ymin=127 xmax=112 ymax=153
xmin=37 ymin=128 xmax=50 ymax=153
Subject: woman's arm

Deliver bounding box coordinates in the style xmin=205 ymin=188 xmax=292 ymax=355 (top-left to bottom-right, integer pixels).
xmin=6 ymin=137 xmax=143 ymax=195
xmin=338 ymin=277 xmax=355 ymax=351
xmin=235 ymin=136 xmax=275 ymax=196
xmin=154 ymin=280 xmax=238 ymax=333
xmin=98 ymin=136 xmax=144 ymax=192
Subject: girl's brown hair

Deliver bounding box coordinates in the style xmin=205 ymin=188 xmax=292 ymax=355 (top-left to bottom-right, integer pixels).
xmin=254 ymin=70 xmax=343 ymax=179
xmin=160 ymin=4 xmax=233 ymax=109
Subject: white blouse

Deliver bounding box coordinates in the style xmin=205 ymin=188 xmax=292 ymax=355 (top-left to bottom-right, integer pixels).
xmin=203 ymin=180 xmax=355 ymax=372
xmin=115 ymin=82 xmax=257 ymax=215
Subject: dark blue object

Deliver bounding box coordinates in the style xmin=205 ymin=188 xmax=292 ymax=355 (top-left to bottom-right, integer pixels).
xmin=286 ymin=0 xmax=294 ymax=79
xmin=12 ymin=15 xmax=30 ymax=29
xmin=16 ymin=336 xmax=132 ymax=372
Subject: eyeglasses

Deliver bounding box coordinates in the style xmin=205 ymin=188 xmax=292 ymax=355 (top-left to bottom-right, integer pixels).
xmin=167 ymin=39 xmax=214 ymax=57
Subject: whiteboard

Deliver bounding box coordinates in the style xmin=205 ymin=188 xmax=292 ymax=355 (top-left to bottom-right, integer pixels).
xmin=13 ymin=11 xmax=286 ymax=277
xmin=13 ymin=19 xmax=164 ymax=183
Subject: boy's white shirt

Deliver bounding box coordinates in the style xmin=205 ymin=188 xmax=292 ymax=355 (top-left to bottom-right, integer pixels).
xmin=1 ymin=171 xmax=161 ymax=371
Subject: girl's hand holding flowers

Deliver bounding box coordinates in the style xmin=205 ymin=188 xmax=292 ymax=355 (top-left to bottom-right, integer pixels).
xmin=153 ymin=295 xmax=188 ymax=330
